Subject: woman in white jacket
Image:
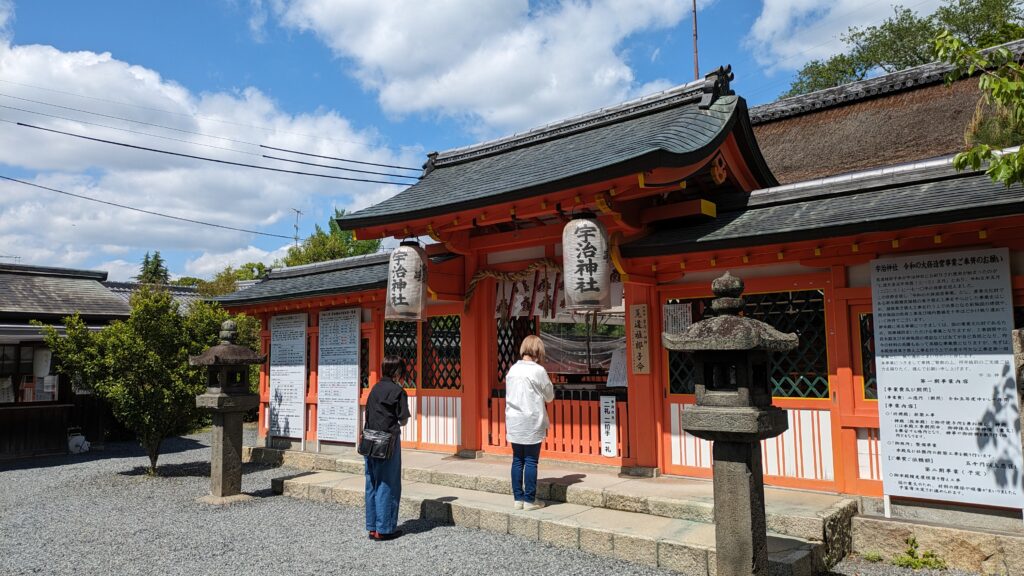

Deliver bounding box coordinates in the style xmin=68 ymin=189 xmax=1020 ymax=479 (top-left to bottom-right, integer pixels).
xmin=504 ymin=334 xmax=555 ymax=510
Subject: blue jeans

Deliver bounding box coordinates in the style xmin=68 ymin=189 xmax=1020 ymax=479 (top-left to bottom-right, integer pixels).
xmin=365 ymin=443 xmax=402 ymax=534
xmin=510 ymin=442 xmax=542 ymax=503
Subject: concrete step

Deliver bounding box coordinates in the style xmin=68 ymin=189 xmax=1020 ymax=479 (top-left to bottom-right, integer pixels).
xmin=245 ymin=444 xmax=856 ymax=566
xmin=272 ymin=470 xmax=826 ymax=576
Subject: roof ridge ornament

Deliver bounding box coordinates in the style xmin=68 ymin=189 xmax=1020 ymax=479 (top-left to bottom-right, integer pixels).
xmin=699 ymin=65 xmax=734 ymax=110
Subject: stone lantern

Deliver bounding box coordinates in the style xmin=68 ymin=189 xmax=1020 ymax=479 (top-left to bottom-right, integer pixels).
xmin=662 ymin=272 xmax=797 ymax=576
xmin=190 ymin=320 xmax=263 ymax=504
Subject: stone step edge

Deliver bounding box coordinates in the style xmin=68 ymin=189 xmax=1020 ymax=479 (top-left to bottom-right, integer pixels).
xmin=273 ymin=472 xmax=825 ymax=576
xmin=244 ymin=444 xmax=856 ymax=564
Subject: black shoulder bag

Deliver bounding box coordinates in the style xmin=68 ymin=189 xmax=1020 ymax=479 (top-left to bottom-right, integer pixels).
xmin=357 ymin=411 xmax=394 ymax=459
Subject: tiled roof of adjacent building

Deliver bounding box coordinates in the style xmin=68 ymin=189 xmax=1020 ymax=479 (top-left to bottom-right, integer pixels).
xmin=0 ymin=263 xmax=131 ymax=320
xmin=337 ymin=68 xmax=774 ymax=230
xmin=103 ymin=281 xmax=204 ymax=311
xmin=214 ymin=252 xmax=390 ymax=306
xmin=620 ymin=157 xmax=1022 ymax=257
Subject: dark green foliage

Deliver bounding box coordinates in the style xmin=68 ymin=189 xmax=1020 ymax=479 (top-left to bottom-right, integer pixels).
xmin=277 ymin=209 xmax=380 ymax=267
xmin=39 ymin=287 xmax=258 ymax=475
xmin=891 ymin=537 xmax=947 ymax=570
xmin=136 ymin=251 xmax=170 ymax=285
xmin=784 ymin=0 xmax=1024 ymax=97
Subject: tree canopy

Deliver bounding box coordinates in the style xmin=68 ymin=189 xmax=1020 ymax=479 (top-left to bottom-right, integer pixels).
xmin=136 ymin=251 xmax=170 ymax=285
xmin=783 ymin=0 xmax=1024 ymax=98
xmin=278 ymin=209 xmax=381 ymax=267
xmin=40 ymin=287 xmax=257 ymax=474
xmin=936 ymin=31 xmax=1024 ymax=185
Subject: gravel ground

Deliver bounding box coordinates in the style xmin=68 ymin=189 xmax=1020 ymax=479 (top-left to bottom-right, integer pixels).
xmin=0 ymin=429 xmax=979 ymax=576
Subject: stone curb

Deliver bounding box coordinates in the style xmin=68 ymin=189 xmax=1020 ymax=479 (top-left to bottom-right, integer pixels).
xmin=274 ymin=473 xmax=825 ymax=576
xmin=246 ymin=445 xmax=850 ymax=565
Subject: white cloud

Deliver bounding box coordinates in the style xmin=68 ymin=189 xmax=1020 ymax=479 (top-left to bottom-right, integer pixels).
xmin=0 ymin=36 xmax=419 ymax=278
xmin=184 ymin=244 xmax=291 ymax=278
xmin=272 ymin=0 xmax=692 ymax=134
xmin=744 ymin=0 xmax=945 ymax=74
xmin=97 ymin=259 xmax=141 ymax=282
xmin=0 ymin=0 xmax=12 ymax=42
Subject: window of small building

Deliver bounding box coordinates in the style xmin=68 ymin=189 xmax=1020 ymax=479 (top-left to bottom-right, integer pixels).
xmin=1 ymin=345 xmax=56 ymax=404
xmin=538 ymin=315 xmax=625 ymax=387
xmin=383 ymin=320 xmax=418 ymax=388
xmin=858 ymin=313 xmax=878 ymax=400
xmin=666 ymin=290 xmax=829 ymax=398
xmin=421 ymin=315 xmax=462 ymax=390
xmin=360 ymin=337 xmax=370 ymax=389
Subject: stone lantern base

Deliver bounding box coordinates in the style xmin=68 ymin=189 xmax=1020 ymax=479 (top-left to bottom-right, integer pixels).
xmin=196 ymin=391 xmax=259 ymax=504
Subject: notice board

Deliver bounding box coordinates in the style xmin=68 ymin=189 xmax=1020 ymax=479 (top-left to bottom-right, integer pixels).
xmin=317 ymin=308 xmax=361 ymax=443
xmin=871 ymin=247 xmax=1023 ymax=507
xmin=269 ymin=313 xmax=307 ymax=439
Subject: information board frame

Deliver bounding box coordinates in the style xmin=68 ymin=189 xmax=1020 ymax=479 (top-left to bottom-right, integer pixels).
xmin=269 ymin=313 xmax=308 ymax=446
xmin=316 ymin=308 xmax=362 ymax=445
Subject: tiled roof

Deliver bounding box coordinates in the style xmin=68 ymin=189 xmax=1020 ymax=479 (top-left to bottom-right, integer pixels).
xmin=103 ymin=282 xmax=204 ymax=311
xmin=620 ymin=159 xmax=1023 ymax=257
xmin=337 ymin=70 xmax=770 ymax=230
xmin=749 ymin=38 xmax=1024 ymax=124
xmin=214 ymin=253 xmax=390 ymax=306
xmin=0 ymin=264 xmax=130 ymax=319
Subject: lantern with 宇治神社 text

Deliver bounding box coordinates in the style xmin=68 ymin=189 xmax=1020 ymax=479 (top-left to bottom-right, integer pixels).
xmin=562 ymin=214 xmax=610 ymax=311
xmin=385 ymin=240 xmax=428 ymax=321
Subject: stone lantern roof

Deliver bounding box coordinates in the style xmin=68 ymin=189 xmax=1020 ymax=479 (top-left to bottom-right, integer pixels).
xmin=189 ymin=320 xmax=264 ymax=366
xmin=661 ymin=272 xmax=798 ymax=352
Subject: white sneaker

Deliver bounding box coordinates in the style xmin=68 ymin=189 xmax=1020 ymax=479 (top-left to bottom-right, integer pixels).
xmin=524 ymin=500 xmax=545 ymax=511
xmin=513 ymin=501 xmax=523 ymax=509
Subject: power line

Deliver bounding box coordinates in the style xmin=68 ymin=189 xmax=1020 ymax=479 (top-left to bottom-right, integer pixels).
xmin=0 ymin=175 xmax=295 ymax=240
xmin=15 ymin=121 xmax=413 ymax=185
xmin=0 ymin=77 xmax=373 ymax=148
xmin=0 ymin=102 xmax=262 ymax=158
xmin=0 ymin=91 xmax=423 ymax=175
xmin=260 ymin=144 xmax=422 ymax=171
xmin=261 ymin=154 xmax=420 ymax=179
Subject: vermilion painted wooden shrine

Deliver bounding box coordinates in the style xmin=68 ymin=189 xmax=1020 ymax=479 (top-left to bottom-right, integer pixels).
xmin=218 ymin=60 xmax=1024 ymax=501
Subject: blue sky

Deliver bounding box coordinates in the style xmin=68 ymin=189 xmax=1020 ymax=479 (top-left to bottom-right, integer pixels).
xmin=0 ymin=0 xmax=944 ymax=280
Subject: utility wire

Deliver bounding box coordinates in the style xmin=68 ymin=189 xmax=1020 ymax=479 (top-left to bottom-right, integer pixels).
xmin=261 ymin=144 xmax=422 ymax=171
xmin=0 ymin=103 xmax=262 ymax=158
xmin=15 ymin=121 xmax=412 ymax=185
xmin=261 ymin=154 xmax=419 ymax=179
xmin=0 ymin=91 xmax=423 ymax=175
xmin=0 ymin=174 xmax=295 ymax=240
xmin=0 ymin=77 xmax=371 ymax=147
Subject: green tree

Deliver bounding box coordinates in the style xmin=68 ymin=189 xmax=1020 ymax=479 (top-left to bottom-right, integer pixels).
xmin=40 ymin=287 xmax=255 ymax=474
xmin=136 ymin=250 xmax=170 ymax=285
xmin=936 ymin=31 xmax=1024 ymax=185
xmin=195 ymin=262 xmax=270 ymax=297
xmin=278 ymin=209 xmax=380 ymax=267
xmin=783 ymin=0 xmax=1024 ymax=97
xmin=171 ymin=276 xmax=204 ymax=287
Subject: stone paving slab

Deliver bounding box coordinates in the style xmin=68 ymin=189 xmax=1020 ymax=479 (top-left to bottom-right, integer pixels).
xmin=274 ymin=471 xmax=825 ymax=576
xmin=246 ymin=445 xmax=854 ymax=563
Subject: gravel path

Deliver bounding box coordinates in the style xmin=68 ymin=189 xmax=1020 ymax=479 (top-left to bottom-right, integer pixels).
xmin=0 ymin=430 xmax=979 ymax=576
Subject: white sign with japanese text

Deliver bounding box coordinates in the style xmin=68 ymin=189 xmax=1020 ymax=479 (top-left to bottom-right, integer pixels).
xmin=871 ymin=247 xmax=1023 ymax=507
xmin=317 ymin=308 xmax=361 ymax=443
xmin=269 ymin=313 xmax=307 ymax=439
xmin=600 ymin=396 xmax=618 ymax=457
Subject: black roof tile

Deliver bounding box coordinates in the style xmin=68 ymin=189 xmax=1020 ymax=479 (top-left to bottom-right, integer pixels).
xmin=337 ymin=74 xmax=761 ymax=230
xmin=0 ymin=264 xmax=130 ymax=319
xmin=620 ymin=162 xmax=1023 ymax=257
xmin=215 ymin=253 xmax=390 ymax=306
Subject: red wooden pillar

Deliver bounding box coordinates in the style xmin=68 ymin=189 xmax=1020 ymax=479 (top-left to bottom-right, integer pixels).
xmin=306 ymin=308 xmax=320 ymax=443
xmin=460 ymin=253 xmax=489 ymax=453
xmin=625 ymin=283 xmax=661 ymax=470
xmin=257 ymin=313 xmax=270 ymax=440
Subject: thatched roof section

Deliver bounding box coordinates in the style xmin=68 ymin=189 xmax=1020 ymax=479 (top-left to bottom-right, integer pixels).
xmin=751 ymin=79 xmax=981 ymax=184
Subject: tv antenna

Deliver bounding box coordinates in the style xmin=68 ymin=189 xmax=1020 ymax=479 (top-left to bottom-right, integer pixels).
xmin=692 ymin=0 xmax=699 ymax=80
xmin=291 ymin=208 xmax=303 ymax=247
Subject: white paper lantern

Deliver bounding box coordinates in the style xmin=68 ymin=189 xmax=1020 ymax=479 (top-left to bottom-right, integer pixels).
xmin=385 ymin=241 xmax=428 ymax=321
xmin=562 ymin=216 xmax=611 ymax=311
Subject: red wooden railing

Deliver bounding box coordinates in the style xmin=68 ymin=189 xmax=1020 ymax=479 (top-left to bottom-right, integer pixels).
xmin=487 ymin=397 xmax=633 ymax=466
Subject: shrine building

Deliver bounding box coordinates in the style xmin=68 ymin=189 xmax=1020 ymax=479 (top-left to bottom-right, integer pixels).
xmin=218 ymin=61 xmax=1024 ymax=501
